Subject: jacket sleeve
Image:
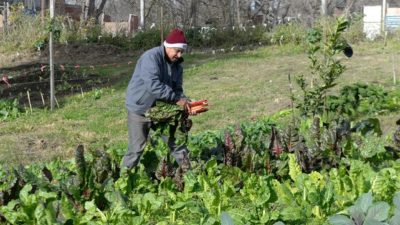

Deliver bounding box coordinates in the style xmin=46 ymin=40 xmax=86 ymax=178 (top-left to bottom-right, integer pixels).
xmin=140 ymin=54 xmax=178 ymax=103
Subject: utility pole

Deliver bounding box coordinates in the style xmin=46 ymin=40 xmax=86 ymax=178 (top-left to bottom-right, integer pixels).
xmin=49 ymin=0 xmax=55 ymax=110
xmin=140 ymin=0 xmax=145 ymax=30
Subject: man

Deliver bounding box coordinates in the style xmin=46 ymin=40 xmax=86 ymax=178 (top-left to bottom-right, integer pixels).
xmin=123 ymin=28 xmax=190 ymax=170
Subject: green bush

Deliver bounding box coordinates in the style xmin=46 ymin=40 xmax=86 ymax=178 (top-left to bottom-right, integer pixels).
xmin=270 ymin=22 xmax=307 ymax=45
xmin=185 ymin=25 xmax=269 ymax=49
xmin=0 ymin=4 xmax=46 ymax=52
xmin=130 ymin=29 xmax=162 ymax=51
xmin=343 ymin=13 xmax=365 ymax=43
xmin=59 ymin=18 xmax=102 ymax=44
xmin=0 ymin=98 xmax=24 ymax=121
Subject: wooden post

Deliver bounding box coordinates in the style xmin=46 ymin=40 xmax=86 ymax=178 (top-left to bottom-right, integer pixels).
xmin=27 ymin=91 xmax=33 ymax=113
xmin=80 ymin=86 xmax=84 ymax=98
xmin=393 ymin=54 xmax=397 ymax=85
xmin=40 ymin=91 xmax=46 ymax=106
xmin=49 ymin=0 xmax=55 ymax=110
xmin=382 ymin=0 xmax=387 ymax=34
xmin=41 ymin=0 xmax=46 ymax=25
xmin=54 ymin=95 xmax=60 ymax=108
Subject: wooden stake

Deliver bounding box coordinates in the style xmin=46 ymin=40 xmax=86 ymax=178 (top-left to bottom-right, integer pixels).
xmin=40 ymin=91 xmax=46 ymax=106
xmin=393 ymin=54 xmax=397 ymax=85
xmin=54 ymin=95 xmax=60 ymax=108
xmin=27 ymin=91 xmax=33 ymax=113
xmin=49 ymin=0 xmax=55 ymax=110
xmin=80 ymin=86 xmax=84 ymax=98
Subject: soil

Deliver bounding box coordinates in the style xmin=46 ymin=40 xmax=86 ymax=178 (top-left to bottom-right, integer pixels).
xmin=0 ymin=43 xmax=137 ymax=68
xmin=0 ymin=43 xmax=137 ymax=106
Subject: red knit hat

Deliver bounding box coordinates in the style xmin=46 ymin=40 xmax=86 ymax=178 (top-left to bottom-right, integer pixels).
xmin=164 ymin=28 xmax=187 ymax=50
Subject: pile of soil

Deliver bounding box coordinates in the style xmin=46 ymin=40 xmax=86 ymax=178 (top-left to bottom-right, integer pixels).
xmin=0 ymin=43 xmax=136 ymax=107
xmin=0 ymin=43 xmax=136 ymax=68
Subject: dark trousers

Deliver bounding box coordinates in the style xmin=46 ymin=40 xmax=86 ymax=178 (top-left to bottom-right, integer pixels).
xmin=122 ymin=111 xmax=189 ymax=169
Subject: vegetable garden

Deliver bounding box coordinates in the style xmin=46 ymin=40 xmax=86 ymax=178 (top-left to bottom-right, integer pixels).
xmin=2 ymin=17 xmax=400 ymax=225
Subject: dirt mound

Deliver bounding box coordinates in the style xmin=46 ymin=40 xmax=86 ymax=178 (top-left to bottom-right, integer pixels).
xmin=41 ymin=43 xmax=128 ymax=65
xmin=0 ymin=43 xmax=136 ymax=68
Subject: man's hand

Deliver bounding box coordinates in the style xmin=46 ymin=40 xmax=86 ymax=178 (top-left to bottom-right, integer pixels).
xmin=176 ymin=98 xmax=190 ymax=110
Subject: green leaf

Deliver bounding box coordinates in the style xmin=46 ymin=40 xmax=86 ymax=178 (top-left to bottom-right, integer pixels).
xmin=226 ymin=208 xmax=250 ymax=224
xmin=366 ymin=202 xmax=390 ymax=221
xmin=389 ymin=214 xmax=400 ymax=225
xmin=34 ymin=202 xmax=45 ymax=222
xmin=393 ymin=192 xmax=400 ymax=209
xmin=355 ymin=193 xmax=373 ymax=214
xmin=45 ymin=201 xmax=57 ymax=224
xmin=288 ymin=154 xmax=301 ymax=182
xmin=363 ymin=218 xmax=388 ymax=225
xmin=170 ymin=201 xmax=186 ymax=210
xmin=221 ymin=212 xmax=234 ymax=225
xmin=328 ymin=215 xmax=355 ymax=225
xmin=60 ymin=194 xmax=75 ymax=221
xmin=349 ymin=205 xmax=365 ymax=224
xmin=19 ymin=184 xmax=33 ymax=205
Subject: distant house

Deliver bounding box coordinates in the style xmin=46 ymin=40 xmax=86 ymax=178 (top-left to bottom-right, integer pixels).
xmin=0 ymin=0 xmax=81 ymax=20
xmin=363 ymin=4 xmax=400 ymax=39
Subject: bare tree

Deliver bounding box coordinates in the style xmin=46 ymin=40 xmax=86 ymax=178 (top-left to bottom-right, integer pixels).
xmin=189 ymin=0 xmax=198 ymax=27
xmin=236 ymin=0 xmax=241 ymax=27
xmin=81 ymin=0 xmax=108 ymax=23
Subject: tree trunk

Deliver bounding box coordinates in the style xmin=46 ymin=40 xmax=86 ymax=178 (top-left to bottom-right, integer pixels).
xmin=88 ymin=0 xmax=96 ymax=18
xmin=95 ymin=0 xmax=108 ymax=21
xmin=229 ymin=0 xmax=235 ymax=28
xmin=81 ymin=0 xmax=89 ymax=21
xmin=41 ymin=0 xmax=46 ymax=24
xmin=140 ymin=0 xmax=145 ymax=29
xmin=81 ymin=0 xmax=108 ymax=23
xmin=189 ymin=0 xmax=198 ymax=27
xmin=236 ymin=0 xmax=241 ymax=27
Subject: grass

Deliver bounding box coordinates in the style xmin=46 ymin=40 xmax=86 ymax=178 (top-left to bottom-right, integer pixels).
xmin=1 ymin=41 xmax=400 ymax=165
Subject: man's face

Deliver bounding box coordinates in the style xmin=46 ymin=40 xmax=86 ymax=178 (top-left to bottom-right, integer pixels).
xmin=165 ymin=47 xmax=184 ymax=62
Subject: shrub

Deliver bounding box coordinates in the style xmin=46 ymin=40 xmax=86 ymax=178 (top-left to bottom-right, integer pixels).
xmin=343 ymin=13 xmax=365 ymax=43
xmin=270 ymin=22 xmax=307 ymax=45
xmin=130 ymin=29 xmax=162 ymax=51
xmin=0 ymin=98 xmax=24 ymax=121
xmin=0 ymin=5 xmax=46 ymax=52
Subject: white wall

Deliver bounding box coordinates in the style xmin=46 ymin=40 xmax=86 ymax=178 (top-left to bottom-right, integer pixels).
xmin=363 ymin=5 xmax=382 ymax=40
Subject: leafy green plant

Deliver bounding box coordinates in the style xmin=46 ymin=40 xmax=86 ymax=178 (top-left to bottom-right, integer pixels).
xmin=130 ymin=29 xmax=162 ymax=51
xmin=270 ymin=22 xmax=306 ymax=45
xmin=328 ymin=192 xmax=400 ymax=225
xmin=296 ymin=16 xmax=352 ymax=118
xmin=45 ymin=16 xmax=63 ymax=42
xmin=326 ymin=83 xmax=391 ymax=120
xmin=0 ymin=98 xmax=24 ymax=121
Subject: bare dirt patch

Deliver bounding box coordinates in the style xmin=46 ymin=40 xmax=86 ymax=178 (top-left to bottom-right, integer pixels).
xmin=0 ymin=43 xmax=136 ymax=107
xmin=0 ymin=43 xmax=136 ymax=68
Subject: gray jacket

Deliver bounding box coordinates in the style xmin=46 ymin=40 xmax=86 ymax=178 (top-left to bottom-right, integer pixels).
xmin=125 ymin=45 xmax=184 ymax=115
